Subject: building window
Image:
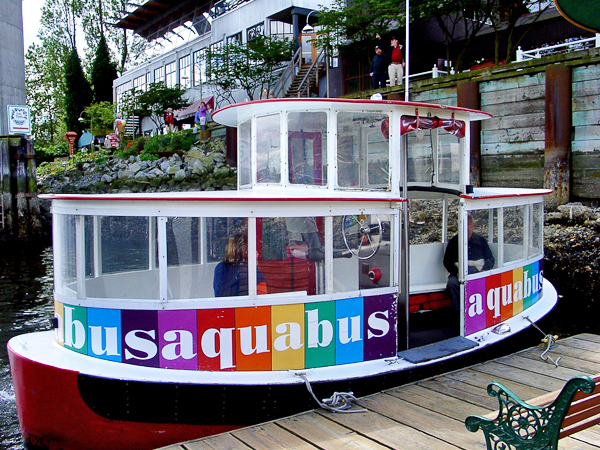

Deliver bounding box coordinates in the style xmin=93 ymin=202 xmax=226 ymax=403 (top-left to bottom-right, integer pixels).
xmin=193 ymin=49 xmax=207 ymax=85
xmin=133 ymin=74 xmax=147 ymax=92
xmin=154 ymin=66 xmax=165 ymax=85
xmin=179 ymin=55 xmax=191 ymax=88
xmin=165 ymin=61 xmax=176 ymax=88
xmin=247 ymin=22 xmax=264 ymax=42
xmin=227 ymin=32 xmax=242 ymax=44
xmin=208 ymin=41 xmax=224 ymax=80
xmin=116 ymin=81 xmax=132 ymax=114
xmin=270 ymin=21 xmax=294 ymax=41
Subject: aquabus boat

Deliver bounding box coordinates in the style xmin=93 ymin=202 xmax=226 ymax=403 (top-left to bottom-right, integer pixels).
xmin=9 ymin=98 xmax=557 ymax=450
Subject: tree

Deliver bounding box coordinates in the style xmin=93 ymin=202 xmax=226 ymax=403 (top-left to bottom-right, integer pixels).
xmin=64 ymin=48 xmax=93 ymax=133
xmin=82 ymin=102 xmax=115 ymax=137
xmin=207 ymin=35 xmax=293 ymax=102
xmin=25 ymin=41 xmax=68 ymax=146
xmin=316 ymin=0 xmax=402 ymax=61
xmin=91 ymin=35 xmax=118 ymax=103
xmin=489 ymin=0 xmax=552 ymax=64
xmin=120 ymin=82 xmax=191 ymax=131
xmin=412 ymin=0 xmax=495 ymax=71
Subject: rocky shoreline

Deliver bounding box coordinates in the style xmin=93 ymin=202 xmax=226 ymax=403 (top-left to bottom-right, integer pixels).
xmin=36 ymin=138 xmax=599 ymax=333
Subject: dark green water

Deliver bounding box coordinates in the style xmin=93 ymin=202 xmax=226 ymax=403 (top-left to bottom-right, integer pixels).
xmin=0 ymin=246 xmax=54 ymax=450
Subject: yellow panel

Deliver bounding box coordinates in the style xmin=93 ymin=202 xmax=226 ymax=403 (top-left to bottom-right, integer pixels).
xmin=271 ymin=303 xmax=305 ymax=370
xmin=54 ymin=301 xmax=65 ymax=346
xmin=512 ymin=267 xmax=524 ymax=315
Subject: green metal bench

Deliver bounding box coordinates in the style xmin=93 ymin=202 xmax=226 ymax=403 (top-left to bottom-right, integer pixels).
xmin=465 ymin=375 xmax=600 ymax=450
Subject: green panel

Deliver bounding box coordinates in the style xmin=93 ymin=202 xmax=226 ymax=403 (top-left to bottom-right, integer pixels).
xmin=63 ymin=304 xmax=88 ymax=355
xmin=304 ymin=301 xmax=335 ymax=368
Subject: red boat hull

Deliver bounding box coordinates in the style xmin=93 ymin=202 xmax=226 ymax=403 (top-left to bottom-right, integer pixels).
xmin=8 ymin=343 xmax=240 ymax=450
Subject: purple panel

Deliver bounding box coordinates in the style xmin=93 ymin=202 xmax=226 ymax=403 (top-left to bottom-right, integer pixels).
xmin=158 ymin=309 xmax=198 ymax=370
xmin=363 ymin=293 xmax=397 ymax=360
xmin=121 ymin=310 xmax=159 ymax=368
xmin=464 ymin=277 xmax=487 ymax=336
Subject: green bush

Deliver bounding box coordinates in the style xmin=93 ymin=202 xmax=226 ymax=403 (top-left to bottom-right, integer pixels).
xmin=36 ymin=143 xmax=69 ymax=163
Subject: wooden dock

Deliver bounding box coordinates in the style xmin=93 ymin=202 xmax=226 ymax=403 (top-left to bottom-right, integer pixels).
xmin=160 ymin=333 xmax=600 ymax=450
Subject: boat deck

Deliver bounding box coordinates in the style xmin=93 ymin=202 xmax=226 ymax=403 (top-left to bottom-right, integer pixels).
xmin=159 ymin=333 xmax=600 ymax=450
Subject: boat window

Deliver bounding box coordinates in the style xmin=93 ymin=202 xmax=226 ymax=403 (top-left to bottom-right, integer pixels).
xmin=529 ymin=203 xmax=543 ymax=258
xmin=239 ymin=120 xmax=251 ymax=187
xmin=503 ymin=205 xmax=525 ymax=264
xmin=332 ymin=214 xmax=394 ymax=292
xmin=258 ymin=216 xmax=325 ymax=296
xmin=256 ymin=113 xmax=281 ymax=184
xmin=437 ymin=130 xmax=461 ymax=184
xmin=288 ymin=111 xmax=327 ymax=186
xmin=83 ymin=216 xmax=159 ymax=300
xmin=55 ymin=214 xmax=77 ymax=297
xmin=468 ymin=209 xmax=499 ymax=275
xmin=337 ymin=112 xmax=390 ymax=189
xmin=406 ymin=129 xmax=433 ymax=183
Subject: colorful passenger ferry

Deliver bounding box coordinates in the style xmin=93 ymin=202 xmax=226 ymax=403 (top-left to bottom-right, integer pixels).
xmin=8 ymin=98 xmax=557 ymax=450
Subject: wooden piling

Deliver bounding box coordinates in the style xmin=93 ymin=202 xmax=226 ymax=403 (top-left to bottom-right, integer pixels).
xmin=457 ymin=80 xmax=481 ymax=187
xmin=544 ymin=65 xmax=572 ymax=210
xmin=0 ymin=135 xmax=41 ymax=240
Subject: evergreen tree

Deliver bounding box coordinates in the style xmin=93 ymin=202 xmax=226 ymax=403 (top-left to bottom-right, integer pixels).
xmin=64 ymin=48 xmax=93 ymax=133
xmin=91 ymin=34 xmax=118 ymax=103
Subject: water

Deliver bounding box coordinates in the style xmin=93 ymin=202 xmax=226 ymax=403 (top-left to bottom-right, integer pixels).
xmin=0 ymin=246 xmax=54 ymax=450
xmin=0 ymin=242 xmax=595 ymax=450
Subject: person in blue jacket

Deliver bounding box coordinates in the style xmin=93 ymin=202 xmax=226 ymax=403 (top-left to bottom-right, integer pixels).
xmin=214 ymin=234 xmax=267 ymax=297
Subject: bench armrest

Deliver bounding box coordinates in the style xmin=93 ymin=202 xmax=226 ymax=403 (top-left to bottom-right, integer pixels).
xmin=465 ymin=376 xmax=595 ymax=450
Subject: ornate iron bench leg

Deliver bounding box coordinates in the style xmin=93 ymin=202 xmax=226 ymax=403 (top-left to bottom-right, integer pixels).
xmin=465 ymin=375 xmax=595 ymax=450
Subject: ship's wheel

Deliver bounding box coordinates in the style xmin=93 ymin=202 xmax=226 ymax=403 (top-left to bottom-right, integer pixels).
xmin=342 ymin=215 xmax=382 ymax=260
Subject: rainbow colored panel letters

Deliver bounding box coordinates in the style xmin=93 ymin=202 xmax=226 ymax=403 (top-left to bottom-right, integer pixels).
xmin=464 ymin=258 xmax=544 ymax=336
xmin=55 ymin=294 xmax=397 ymax=371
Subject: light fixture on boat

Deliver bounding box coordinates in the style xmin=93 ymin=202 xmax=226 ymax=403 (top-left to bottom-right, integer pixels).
xmin=492 ymin=323 xmax=511 ymax=335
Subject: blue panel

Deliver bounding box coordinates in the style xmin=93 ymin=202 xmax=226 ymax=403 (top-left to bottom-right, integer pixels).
xmin=87 ymin=307 xmax=122 ymax=361
xmin=335 ymin=297 xmax=364 ymax=365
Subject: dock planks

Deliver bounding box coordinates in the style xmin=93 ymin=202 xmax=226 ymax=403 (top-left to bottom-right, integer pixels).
xmin=159 ymin=334 xmax=600 ymax=450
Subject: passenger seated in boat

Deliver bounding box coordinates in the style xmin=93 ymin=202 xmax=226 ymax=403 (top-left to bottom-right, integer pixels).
xmin=443 ymin=215 xmax=494 ymax=310
xmin=213 ymin=234 xmax=268 ymax=297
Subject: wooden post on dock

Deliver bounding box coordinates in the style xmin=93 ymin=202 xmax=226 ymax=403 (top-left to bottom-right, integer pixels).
xmin=457 ymin=80 xmax=481 ymax=187
xmin=0 ymin=135 xmax=41 ymax=240
xmin=544 ymin=65 xmax=572 ymax=210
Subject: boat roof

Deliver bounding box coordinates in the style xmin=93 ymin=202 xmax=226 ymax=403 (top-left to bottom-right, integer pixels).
xmin=212 ymin=98 xmax=492 ymax=127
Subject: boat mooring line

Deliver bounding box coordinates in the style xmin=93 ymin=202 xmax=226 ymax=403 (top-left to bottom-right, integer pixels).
xmin=524 ymin=316 xmax=561 ymax=368
xmin=295 ymin=373 xmax=366 ymax=414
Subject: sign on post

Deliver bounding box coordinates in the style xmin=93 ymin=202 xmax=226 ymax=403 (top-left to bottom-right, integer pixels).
xmin=7 ymin=106 xmax=31 ymax=135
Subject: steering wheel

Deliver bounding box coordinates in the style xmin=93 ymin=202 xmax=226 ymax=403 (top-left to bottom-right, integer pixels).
xmin=342 ymin=215 xmax=382 ymax=259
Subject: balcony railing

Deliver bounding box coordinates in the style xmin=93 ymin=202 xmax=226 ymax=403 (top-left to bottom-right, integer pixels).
xmin=515 ymin=34 xmax=600 ymax=62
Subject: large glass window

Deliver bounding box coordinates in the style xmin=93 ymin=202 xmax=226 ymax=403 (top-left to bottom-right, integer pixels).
xmin=529 ymin=203 xmax=543 ymax=258
xmin=154 ymin=66 xmax=165 ymax=84
xmin=55 ymin=214 xmax=77 ymax=297
xmin=288 ymin=111 xmax=327 ymax=186
xmin=467 ymin=209 xmax=498 ymax=275
xmin=179 ymin=55 xmax=191 ymax=88
xmin=256 ymin=114 xmax=281 ymax=184
xmin=337 ymin=112 xmax=390 ymax=189
xmin=165 ymin=62 xmax=176 ymax=88
xmin=193 ymin=49 xmax=207 ymax=85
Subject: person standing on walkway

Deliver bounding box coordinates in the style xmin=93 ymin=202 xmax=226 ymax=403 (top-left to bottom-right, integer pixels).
xmin=370 ymin=46 xmax=388 ymax=89
xmin=377 ymin=34 xmax=405 ymax=87
xmin=164 ymin=108 xmax=177 ymax=133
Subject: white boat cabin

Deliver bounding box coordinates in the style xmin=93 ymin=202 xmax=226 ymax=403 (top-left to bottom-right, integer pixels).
xmin=47 ymin=99 xmax=551 ymax=373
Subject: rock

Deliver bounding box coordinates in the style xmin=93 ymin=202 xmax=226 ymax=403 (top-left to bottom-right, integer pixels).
xmin=128 ymin=162 xmax=142 ymax=173
xmin=557 ymin=202 xmax=590 ymax=223
xmin=160 ymin=160 xmax=171 ymax=172
xmin=173 ymin=169 xmax=186 ymax=181
xmin=101 ymin=174 xmax=114 ymax=183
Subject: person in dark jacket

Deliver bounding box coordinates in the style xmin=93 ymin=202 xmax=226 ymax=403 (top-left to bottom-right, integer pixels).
xmin=370 ymin=46 xmax=388 ymax=89
xmin=443 ymin=215 xmax=495 ymax=311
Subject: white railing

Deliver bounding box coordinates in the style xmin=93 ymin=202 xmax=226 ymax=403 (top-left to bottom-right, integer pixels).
xmin=515 ymin=34 xmax=600 ymax=62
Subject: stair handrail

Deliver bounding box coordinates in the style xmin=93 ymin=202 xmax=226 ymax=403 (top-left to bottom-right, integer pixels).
xmin=296 ymin=49 xmax=326 ymax=98
xmin=271 ymin=47 xmax=302 ymax=98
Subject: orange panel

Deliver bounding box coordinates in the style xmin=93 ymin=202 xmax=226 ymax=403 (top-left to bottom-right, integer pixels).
xmin=235 ymin=306 xmax=271 ymax=371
